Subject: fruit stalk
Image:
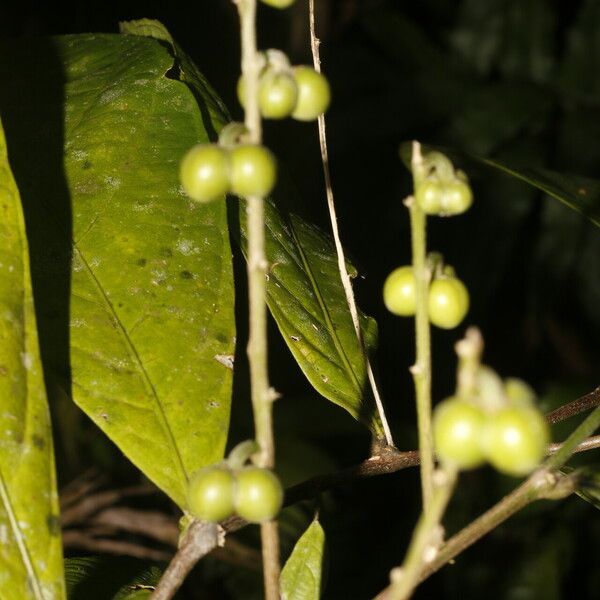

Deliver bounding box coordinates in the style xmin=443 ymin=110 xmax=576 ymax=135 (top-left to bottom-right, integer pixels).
xmin=409 ymin=141 xmax=435 ymax=513
xmin=236 ymin=0 xmax=280 ymax=597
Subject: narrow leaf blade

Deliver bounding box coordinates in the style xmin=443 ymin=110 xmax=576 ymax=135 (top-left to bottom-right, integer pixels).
xmin=0 ymin=119 xmax=65 ymax=599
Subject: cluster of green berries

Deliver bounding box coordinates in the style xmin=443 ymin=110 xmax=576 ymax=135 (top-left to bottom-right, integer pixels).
xmin=180 ymin=141 xmax=276 ymax=204
xmin=433 ymin=376 xmax=550 ymax=476
xmin=414 ymin=153 xmax=473 ymax=217
xmin=187 ymin=464 xmax=283 ymax=524
xmin=237 ymin=50 xmax=330 ymax=122
xmin=383 ymin=265 xmax=469 ymax=329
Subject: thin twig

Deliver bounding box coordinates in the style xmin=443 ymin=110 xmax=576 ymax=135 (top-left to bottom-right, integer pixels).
xmin=545 ymin=386 xmax=600 ymax=424
xmin=308 ymin=0 xmax=394 ymax=447
xmin=373 ymin=403 xmax=600 ymax=599
xmin=385 ymin=468 xmax=457 ymax=600
xmin=151 ymin=521 xmax=219 ymax=600
xmin=409 ymin=142 xmax=434 ymax=514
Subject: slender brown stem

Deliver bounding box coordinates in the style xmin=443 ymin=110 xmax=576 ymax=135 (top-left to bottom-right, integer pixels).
xmin=307 ymin=0 xmax=393 ymax=447
xmin=545 ymin=386 xmax=600 ymax=424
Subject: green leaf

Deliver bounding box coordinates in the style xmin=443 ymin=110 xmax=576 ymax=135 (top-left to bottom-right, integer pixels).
xmin=280 ymin=519 xmax=325 ymax=600
xmin=242 ymin=200 xmax=383 ymax=437
xmin=400 ymin=142 xmax=600 ymax=227
xmin=124 ymin=21 xmax=384 ymax=436
xmin=0 ymin=34 xmax=235 ymax=508
xmin=65 ymin=556 xmax=165 ymax=600
xmin=0 ymin=119 xmax=65 ymax=598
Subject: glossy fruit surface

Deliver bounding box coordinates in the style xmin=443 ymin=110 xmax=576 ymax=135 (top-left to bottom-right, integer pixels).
xmin=433 ymin=397 xmax=486 ymax=469
xmin=259 ymin=72 xmax=298 ymax=119
xmin=441 ymin=179 xmax=473 ymax=215
xmin=482 ymin=406 xmax=550 ymax=476
xmin=383 ymin=266 xmax=416 ymax=316
xmin=261 ymin=0 xmax=295 ymax=7
xmin=234 ymin=467 xmax=283 ymax=523
xmin=187 ymin=467 xmax=235 ymax=522
xmin=428 ymin=277 xmax=469 ymax=329
xmin=415 ymin=179 xmax=443 ymax=214
xmin=179 ymin=144 xmax=230 ymax=203
xmin=291 ymin=66 xmax=331 ymax=121
xmin=238 ymin=72 xmax=298 ymax=119
xmin=230 ymin=144 xmax=277 ymax=198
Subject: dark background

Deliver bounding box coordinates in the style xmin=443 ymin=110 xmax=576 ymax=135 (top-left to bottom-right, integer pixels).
xmin=2 ymin=1 xmax=600 ymax=598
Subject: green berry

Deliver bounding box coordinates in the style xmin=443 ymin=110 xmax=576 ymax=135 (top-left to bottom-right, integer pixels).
xmin=238 ymin=72 xmax=299 ymax=119
xmin=415 ymin=179 xmax=443 ymax=215
xmin=482 ymin=406 xmax=550 ymax=476
xmin=234 ymin=467 xmax=284 ymax=523
xmin=383 ymin=266 xmax=416 ymax=316
xmin=260 ymin=0 xmax=295 ymax=8
xmin=440 ymin=179 xmax=473 ymax=216
xmin=259 ymin=72 xmax=298 ymax=119
xmin=230 ymin=144 xmax=277 ymax=198
xmin=504 ymin=378 xmax=536 ymax=408
xmin=292 ymin=66 xmax=331 ymax=121
xmin=428 ymin=277 xmax=470 ymax=329
xmin=179 ymin=144 xmax=230 ymax=203
xmin=187 ymin=467 xmax=235 ymax=522
xmin=433 ymin=397 xmax=486 ymax=469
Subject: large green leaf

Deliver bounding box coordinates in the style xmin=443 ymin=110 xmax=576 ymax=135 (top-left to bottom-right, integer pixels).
xmin=0 ymin=34 xmax=235 ymax=508
xmin=123 ymin=20 xmax=384 ymax=437
xmin=280 ymin=518 xmax=325 ymax=600
xmin=0 ymin=120 xmax=65 ymax=598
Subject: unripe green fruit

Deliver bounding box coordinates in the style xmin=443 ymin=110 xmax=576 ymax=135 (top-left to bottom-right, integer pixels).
xmin=187 ymin=467 xmax=236 ymax=522
xmin=260 ymin=0 xmax=295 ymax=8
xmin=441 ymin=179 xmax=472 ymax=215
xmin=482 ymin=406 xmax=550 ymax=476
xmin=504 ymin=378 xmax=536 ymax=408
xmin=428 ymin=277 xmax=470 ymax=329
xmin=238 ymin=72 xmax=299 ymax=119
xmin=383 ymin=266 xmax=416 ymax=316
xmin=230 ymin=144 xmax=277 ymax=198
xmin=433 ymin=397 xmax=486 ymax=469
xmin=415 ymin=179 xmax=443 ymax=215
xmin=179 ymin=144 xmax=230 ymax=203
xmin=292 ymin=66 xmax=331 ymax=121
xmin=234 ymin=467 xmax=284 ymax=523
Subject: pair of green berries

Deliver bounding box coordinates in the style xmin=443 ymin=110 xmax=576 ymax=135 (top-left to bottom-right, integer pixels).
xmin=238 ymin=64 xmax=330 ymax=122
xmin=415 ymin=173 xmax=473 ymax=217
xmin=187 ymin=465 xmax=284 ymax=524
xmin=433 ymin=380 xmax=550 ymax=476
xmin=180 ymin=142 xmax=276 ymax=204
xmin=383 ymin=266 xmax=469 ymax=329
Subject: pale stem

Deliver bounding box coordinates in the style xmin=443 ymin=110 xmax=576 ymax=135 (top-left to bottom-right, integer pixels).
xmin=409 ymin=141 xmax=434 ymax=513
xmin=236 ymin=1 xmax=280 ymax=597
xmin=384 ymin=468 xmax=457 ymax=600
xmin=308 ymin=0 xmax=393 ymax=446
